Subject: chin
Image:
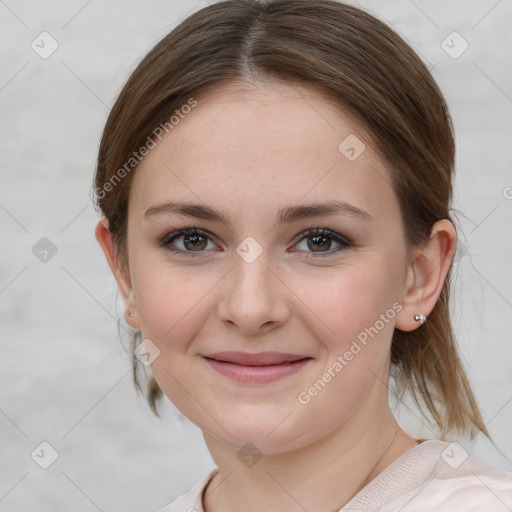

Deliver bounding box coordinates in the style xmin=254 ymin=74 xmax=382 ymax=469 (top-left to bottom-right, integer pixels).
xmin=200 ymin=406 xmax=317 ymax=455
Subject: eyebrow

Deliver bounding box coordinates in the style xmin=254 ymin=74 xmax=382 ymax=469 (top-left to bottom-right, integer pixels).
xmin=144 ymin=200 xmax=372 ymax=225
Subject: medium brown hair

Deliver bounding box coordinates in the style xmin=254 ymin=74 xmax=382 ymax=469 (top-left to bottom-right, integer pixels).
xmin=94 ymin=0 xmax=488 ymax=438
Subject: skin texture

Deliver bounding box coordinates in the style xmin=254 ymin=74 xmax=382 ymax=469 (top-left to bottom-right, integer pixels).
xmin=96 ymin=80 xmax=456 ymax=511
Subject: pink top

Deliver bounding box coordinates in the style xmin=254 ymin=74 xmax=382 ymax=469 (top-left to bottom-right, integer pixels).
xmin=158 ymin=440 xmax=512 ymax=511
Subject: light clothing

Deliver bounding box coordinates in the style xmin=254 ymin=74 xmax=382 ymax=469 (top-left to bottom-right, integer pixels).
xmin=158 ymin=440 xmax=512 ymax=511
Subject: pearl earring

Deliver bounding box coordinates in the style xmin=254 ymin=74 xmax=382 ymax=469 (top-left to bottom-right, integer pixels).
xmin=414 ymin=314 xmax=426 ymax=325
xmin=128 ymin=311 xmax=135 ymax=318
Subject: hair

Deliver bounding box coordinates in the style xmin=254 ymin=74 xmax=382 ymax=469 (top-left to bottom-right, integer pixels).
xmin=93 ymin=0 xmax=488 ymax=439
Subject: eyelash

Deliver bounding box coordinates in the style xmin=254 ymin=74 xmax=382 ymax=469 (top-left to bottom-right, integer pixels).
xmin=157 ymin=226 xmax=353 ymax=258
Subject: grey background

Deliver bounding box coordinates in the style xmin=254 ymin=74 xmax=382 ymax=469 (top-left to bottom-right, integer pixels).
xmin=1 ymin=1 xmax=511 ymax=510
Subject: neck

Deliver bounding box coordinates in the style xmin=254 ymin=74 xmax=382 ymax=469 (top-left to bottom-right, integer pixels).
xmin=202 ymin=405 xmax=418 ymax=512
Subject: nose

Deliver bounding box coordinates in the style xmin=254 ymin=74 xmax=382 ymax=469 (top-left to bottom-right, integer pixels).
xmin=217 ymin=250 xmax=290 ymax=336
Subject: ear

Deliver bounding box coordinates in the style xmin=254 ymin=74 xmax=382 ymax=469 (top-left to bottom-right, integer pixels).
xmin=95 ymin=217 xmax=141 ymax=329
xmin=395 ymin=219 xmax=457 ymax=332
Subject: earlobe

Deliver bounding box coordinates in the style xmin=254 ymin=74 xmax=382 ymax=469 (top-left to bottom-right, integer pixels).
xmin=123 ymin=294 xmax=141 ymax=329
xmin=95 ymin=218 xmax=141 ymax=329
xmin=395 ymin=219 xmax=457 ymax=332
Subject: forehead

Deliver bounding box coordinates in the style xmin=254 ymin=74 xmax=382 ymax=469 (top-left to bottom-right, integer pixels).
xmin=129 ymin=80 xmax=399 ymax=224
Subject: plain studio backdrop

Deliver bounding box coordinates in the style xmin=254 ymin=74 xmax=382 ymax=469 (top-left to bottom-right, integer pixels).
xmin=1 ymin=1 xmax=511 ymax=510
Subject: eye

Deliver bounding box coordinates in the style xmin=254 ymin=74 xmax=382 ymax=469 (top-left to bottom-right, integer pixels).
xmin=159 ymin=227 xmax=217 ymax=256
xmin=293 ymin=228 xmax=352 ymax=256
xmin=158 ymin=226 xmax=352 ymax=258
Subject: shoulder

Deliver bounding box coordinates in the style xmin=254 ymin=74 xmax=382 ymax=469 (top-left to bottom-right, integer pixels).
xmin=418 ymin=440 xmax=512 ymax=510
xmin=156 ymin=469 xmax=218 ymax=512
xmin=343 ymin=439 xmax=512 ymax=511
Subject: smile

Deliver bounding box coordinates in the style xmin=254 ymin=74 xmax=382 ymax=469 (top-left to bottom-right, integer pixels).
xmin=201 ymin=351 xmax=313 ymax=384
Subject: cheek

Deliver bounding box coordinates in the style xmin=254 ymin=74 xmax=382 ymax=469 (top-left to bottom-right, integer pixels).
xmin=291 ymin=269 xmax=400 ymax=432
xmin=129 ymin=252 xmax=220 ymax=359
xmin=296 ymin=261 xmax=401 ymax=404
xmin=303 ymin=261 xmax=401 ymax=349
xmin=130 ymin=262 xmax=217 ymax=414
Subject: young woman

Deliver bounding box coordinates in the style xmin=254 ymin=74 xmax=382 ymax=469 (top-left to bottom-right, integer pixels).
xmin=93 ymin=1 xmax=512 ymax=510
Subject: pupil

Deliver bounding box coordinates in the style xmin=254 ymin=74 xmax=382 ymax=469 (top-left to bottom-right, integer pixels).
xmin=185 ymin=234 xmax=206 ymax=250
xmin=309 ymin=235 xmax=330 ymax=252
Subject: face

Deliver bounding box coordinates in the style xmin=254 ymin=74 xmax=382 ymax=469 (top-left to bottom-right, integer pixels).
xmin=122 ymin=81 xmax=411 ymax=453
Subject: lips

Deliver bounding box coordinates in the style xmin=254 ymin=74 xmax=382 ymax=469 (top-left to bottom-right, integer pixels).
xmin=201 ymin=351 xmax=313 ymax=384
xmin=203 ymin=351 xmax=309 ymax=365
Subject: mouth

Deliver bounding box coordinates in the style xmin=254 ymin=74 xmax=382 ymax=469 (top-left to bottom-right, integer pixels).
xmin=201 ymin=351 xmax=313 ymax=384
